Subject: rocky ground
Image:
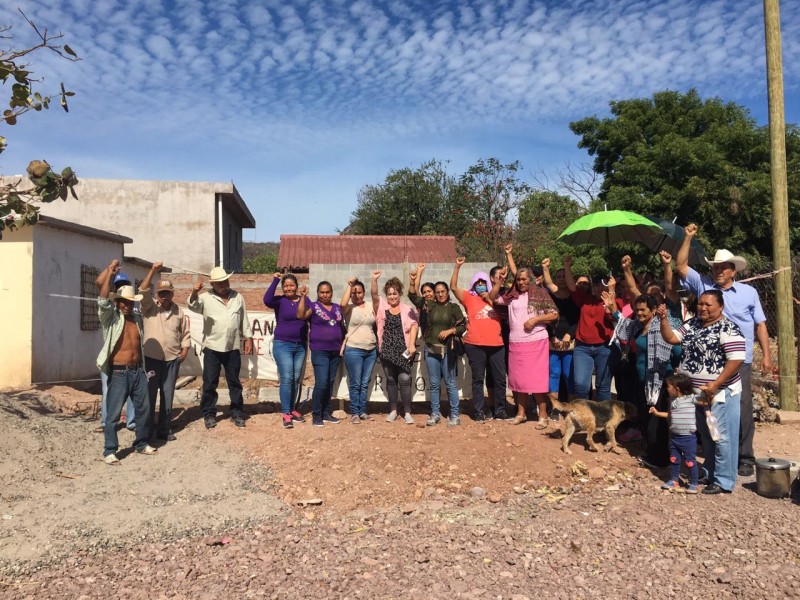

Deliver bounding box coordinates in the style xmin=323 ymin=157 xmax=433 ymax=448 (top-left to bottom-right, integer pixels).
xmin=1 ymin=386 xmax=799 ymax=599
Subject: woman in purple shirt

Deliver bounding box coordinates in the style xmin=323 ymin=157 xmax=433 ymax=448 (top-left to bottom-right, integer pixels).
xmin=297 ymin=281 xmax=345 ymax=427
xmin=264 ymin=273 xmax=308 ymax=429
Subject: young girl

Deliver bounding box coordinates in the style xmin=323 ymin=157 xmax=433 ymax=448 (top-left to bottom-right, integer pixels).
xmin=649 ymin=372 xmax=699 ymax=494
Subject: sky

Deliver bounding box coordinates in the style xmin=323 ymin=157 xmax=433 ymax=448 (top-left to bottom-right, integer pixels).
xmin=1 ymin=0 xmax=799 ymax=242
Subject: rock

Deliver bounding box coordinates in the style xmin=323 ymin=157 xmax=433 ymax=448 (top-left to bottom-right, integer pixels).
xmin=401 ymin=504 xmax=415 ymax=515
xmin=332 ymin=410 xmax=348 ymax=419
xmin=588 ymin=467 xmax=607 ymax=479
xmin=297 ymin=498 xmax=323 ymax=507
xmin=488 ymin=493 xmax=502 ymax=503
xmin=469 ymin=487 xmax=486 ymax=498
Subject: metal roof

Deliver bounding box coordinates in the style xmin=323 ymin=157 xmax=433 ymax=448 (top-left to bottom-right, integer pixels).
xmin=277 ymin=235 xmax=458 ymax=270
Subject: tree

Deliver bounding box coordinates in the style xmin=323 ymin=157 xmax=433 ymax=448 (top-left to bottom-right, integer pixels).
xmin=242 ymin=252 xmax=278 ymax=274
xmin=457 ymin=158 xmax=531 ymax=262
xmin=343 ymin=159 xmax=460 ymax=236
xmin=0 ymin=10 xmax=79 ymax=239
xmin=570 ymin=89 xmax=800 ymax=270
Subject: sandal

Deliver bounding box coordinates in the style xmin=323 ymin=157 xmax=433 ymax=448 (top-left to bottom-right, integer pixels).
xmin=534 ymin=419 xmax=549 ymax=430
xmin=511 ymin=415 xmax=527 ymax=425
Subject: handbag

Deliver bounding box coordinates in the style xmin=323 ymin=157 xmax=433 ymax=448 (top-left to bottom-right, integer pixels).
xmin=448 ymin=334 xmax=465 ymax=357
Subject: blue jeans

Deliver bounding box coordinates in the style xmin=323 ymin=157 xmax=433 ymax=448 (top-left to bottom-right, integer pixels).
xmin=273 ymin=340 xmax=307 ymax=414
xmin=104 ymin=367 xmax=150 ymax=456
xmin=101 ymin=370 xmax=136 ymax=429
xmin=310 ymin=350 xmax=340 ymax=418
xmin=697 ymin=388 xmax=741 ymax=491
xmin=425 ymin=347 xmax=459 ymax=417
xmin=670 ymin=433 xmax=698 ymax=486
xmin=572 ymin=342 xmax=615 ymax=400
xmin=145 ymin=356 xmax=181 ymax=435
xmin=343 ymin=346 xmax=377 ymax=416
xmin=549 ymin=350 xmax=575 ymax=394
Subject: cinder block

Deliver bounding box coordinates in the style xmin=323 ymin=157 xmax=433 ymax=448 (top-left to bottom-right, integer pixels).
xmin=776 ymin=410 xmax=800 ymax=424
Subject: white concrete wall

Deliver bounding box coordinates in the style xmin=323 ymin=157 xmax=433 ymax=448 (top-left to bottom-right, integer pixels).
xmin=37 ymin=178 xmax=223 ymax=274
xmin=31 ymin=226 xmax=126 ymax=384
xmin=0 ymin=227 xmax=34 ymax=389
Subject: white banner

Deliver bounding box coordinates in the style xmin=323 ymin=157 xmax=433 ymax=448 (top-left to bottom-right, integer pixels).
xmin=180 ymin=310 xmax=474 ymax=402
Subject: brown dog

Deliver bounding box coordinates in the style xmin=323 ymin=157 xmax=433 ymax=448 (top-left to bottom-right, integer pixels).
xmin=550 ymin=398 xmax=638 ymax=454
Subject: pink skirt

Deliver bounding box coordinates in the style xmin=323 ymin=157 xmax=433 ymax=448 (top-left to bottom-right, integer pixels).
xmin=508 ymin=339 xmax=549 ymax=393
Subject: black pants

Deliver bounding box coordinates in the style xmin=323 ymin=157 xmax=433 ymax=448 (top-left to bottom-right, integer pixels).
xmin=738 ymin=363 xmax=755 ymax=466
xmin=464 ymin=343 xmax=506 ymax=417
xmin=201 ymin=349 xmax=243 ymax=418
xmin=636 ymin=381 xmax=670 ymax=467
xmin=381 ymin=359 xmax=412 ymax=413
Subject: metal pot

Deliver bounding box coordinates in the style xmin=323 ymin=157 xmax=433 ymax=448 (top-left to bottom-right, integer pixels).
xmin=755 ymin=457 xmax=791 ymax=498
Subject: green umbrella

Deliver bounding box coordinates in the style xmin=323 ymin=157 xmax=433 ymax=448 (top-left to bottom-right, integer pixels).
xmin=558 ymin=210 xmax=662 ymax=248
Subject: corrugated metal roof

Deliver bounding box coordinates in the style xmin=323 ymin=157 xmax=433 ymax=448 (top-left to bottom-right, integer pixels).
xmin=278 ymin=235 xmax=458 ymax=270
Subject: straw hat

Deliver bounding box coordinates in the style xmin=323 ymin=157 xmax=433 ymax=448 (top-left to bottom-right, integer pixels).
xmin=705 ymin=249 xmax=747 ymax=272
xmin=209 ymin=267 xmax=233 ymax=282
xmin=110 ymin=285 xmax=143 ymax=302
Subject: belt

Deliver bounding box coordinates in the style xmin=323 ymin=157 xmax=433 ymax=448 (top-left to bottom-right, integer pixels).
xmin=111 ymin=363 xmax=141 ymax=371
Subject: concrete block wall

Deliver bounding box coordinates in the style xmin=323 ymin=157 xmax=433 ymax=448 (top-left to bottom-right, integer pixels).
xmin=308 ymin=262 xmax=497 ymax=300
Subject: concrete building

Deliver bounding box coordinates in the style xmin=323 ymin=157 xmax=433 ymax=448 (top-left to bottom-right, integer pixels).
xmin=34 ymin=178 xmax=255 ymax=274
xmin=0 ymin=217 xmax=158 ymax=390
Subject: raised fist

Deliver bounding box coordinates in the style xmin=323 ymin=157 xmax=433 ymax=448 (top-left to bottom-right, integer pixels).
xmin=456 ymin=256 xmax=466 ymax=266
xmin=193 ymin=281 xmax=204 ymax=293
xmin=298 ymin=285 xmax=308 ymax=296
xmin=541 ymin=257 xmax=551 ymax=269
xmin=659 ymin=250 xmax=672 ymax=264
xmin=621 ymin=255 xmax=632 ymax=270
xmin=371 ymin=270 xmax=382 ymax=280
xmin=151 ymin=261 xmax=163 ymax=272
xmin=563 ymin=256 xmax=573 ymax=269
xmin=272 ymin=272 xmax=281 ymax=280
xmin=685 ymin=223 xmax=698 ymax=238
xmin=504 ymin=242 xmax=513 ymax=254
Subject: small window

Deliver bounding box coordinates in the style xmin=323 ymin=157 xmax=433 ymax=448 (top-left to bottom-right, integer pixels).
xmin=80 ymin=264 xmax=100 ymax=330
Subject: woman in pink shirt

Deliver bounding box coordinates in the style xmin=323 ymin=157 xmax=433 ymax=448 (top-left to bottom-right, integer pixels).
xmin=488 ymin=266 xmax=559 ymax=426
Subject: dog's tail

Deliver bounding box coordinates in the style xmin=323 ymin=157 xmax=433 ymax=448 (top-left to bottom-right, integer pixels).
xmin=550 ymin=397 xmax=576 ymax=413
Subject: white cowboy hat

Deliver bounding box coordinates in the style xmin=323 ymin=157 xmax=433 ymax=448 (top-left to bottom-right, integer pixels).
xmin=110 ymin=285 xmax=143 ymax=302
xmin=209 ymin=266 xmax=233 ymax=282
xmin=706 ymin=249 xmax=747 ymax=272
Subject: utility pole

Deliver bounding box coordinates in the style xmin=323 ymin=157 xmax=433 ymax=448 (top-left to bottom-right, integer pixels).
xmin=763 ymin=0 xmax=798 ymax=411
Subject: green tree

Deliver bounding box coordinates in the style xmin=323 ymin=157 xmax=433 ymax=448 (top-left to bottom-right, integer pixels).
xmin=0 ymin=11 xmax=79 ymax=239
xmin=457 ymin=158 xmax=531 ymax=262
xmin=242 ymin=252 xmax=278 ymax=274
xmin=344 ymin=159 xmax=460 ymax=236
xmin=570 ymin=89 xmax=800 ymax=270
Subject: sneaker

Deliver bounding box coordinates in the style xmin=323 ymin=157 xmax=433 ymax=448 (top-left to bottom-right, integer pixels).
xmin=351 ymin=415 xmax=361 ymax=424
xmin=312 ymin=416 xmax=324 ymax=428
xmin=404 ymin=413 xmax=414 ymax=425
xmin=136 ymin=445 xmax=158 ymax=455
xmin=103 ymin=453 xmax=120 ymax=465
xmin=738 ymin=463 xmax=755 ymax=477
xmin=660 ymin=480 xmax=680 ymax=490
xmin=494 ymin=411 xmax=509 ymax=421
xmin=282 ymin=414 xmax=294 ymax=429
xmin=426 ymin=414 xmax=441 ymax=427
xmin=359 ymin=413 xmax=369 ymax=421
xmin=447 ymin=416 xmax=461 ymax=427
xmin=323 ymin=414 xmax=340 ymax=424
xmin=701 ymin=483 xmax=731 ymax=495
xmin=232 ymin=415 xmax=246 ymax=428
xmin=686 ymin=485 xmax=699 ymax=495
xmin=290 ymin=411 xmax=306 ymax=423
xmin=204 ymin=416 xmax=217 ymax=429
xmin=473 ymin=413 xmax=486 ymax=423
xmin=386 ymin=410 xmax=398 ymax=422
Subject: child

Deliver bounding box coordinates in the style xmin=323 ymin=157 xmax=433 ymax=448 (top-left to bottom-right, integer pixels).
xmin=649 ymin=372 xmax=699 ymax=494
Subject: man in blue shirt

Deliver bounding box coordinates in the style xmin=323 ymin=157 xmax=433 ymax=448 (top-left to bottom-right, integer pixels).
xmin=676 ymin=224 xmax=771 ymax=477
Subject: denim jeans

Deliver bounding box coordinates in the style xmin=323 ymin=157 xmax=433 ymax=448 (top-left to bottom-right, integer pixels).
xmin=310 ymin=350 xmax=340 ymax=418
xmin=273 ymin=340 xmax=307 ymax=414
xmin=464 ymin=344 xmax=506 ymax=416
xmin=145 ymin=356 xmax=181 ymax=435
xmin=100 ymin=370 xmax=136 ymax=429
xmin=201 ymin=349 xmax=243 ymax=418
xmin=696 ymin=388 xmax=741 ymax=491
xmin=425 ymin=347 xmax=459 ymax=417
xmin=104 ymin=367 xmax=150 ymax=456
xmin=572 ymin=342 xmax=615 ymax=400
xmin=343 ymin=346 xmax=377 ymax=416
xmin=548 ymin=350 xmax=574 ymax=395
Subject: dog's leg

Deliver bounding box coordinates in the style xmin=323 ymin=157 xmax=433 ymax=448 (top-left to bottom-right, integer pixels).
xmin=585 ymin=416 xmax=600 ymax=452
xmin=561 ymin=417 xmax=576 ymax=454
xmin=604 ymin=423 xmax=621 ymax=454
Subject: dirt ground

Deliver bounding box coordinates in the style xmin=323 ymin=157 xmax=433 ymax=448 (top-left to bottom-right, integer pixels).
xmin=2 ymin=385 xmax=800 ymax=598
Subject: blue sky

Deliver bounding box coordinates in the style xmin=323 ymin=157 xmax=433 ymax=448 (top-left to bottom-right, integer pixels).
xmin=2 ymin=0 xmax=799 ymax=241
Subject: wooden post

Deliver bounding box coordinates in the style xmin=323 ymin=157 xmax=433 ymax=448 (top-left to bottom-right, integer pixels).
xmin=764 ymin=0 xmax=798 ymax=411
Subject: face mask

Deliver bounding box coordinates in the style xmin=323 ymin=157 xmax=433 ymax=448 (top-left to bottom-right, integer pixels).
xmin=474 ymin=284 xmax=488 ymax=294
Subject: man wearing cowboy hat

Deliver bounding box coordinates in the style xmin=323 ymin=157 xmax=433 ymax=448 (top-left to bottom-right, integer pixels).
xmin=96 ymin=259 xmax=156 ymax=465
xmin=188 ymin=266 xmax=253 ymax=429
xmin=139 ymin=261 xmax=191 ymax=442
xmin=676 ymin=224 xmax=770 ymax=478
